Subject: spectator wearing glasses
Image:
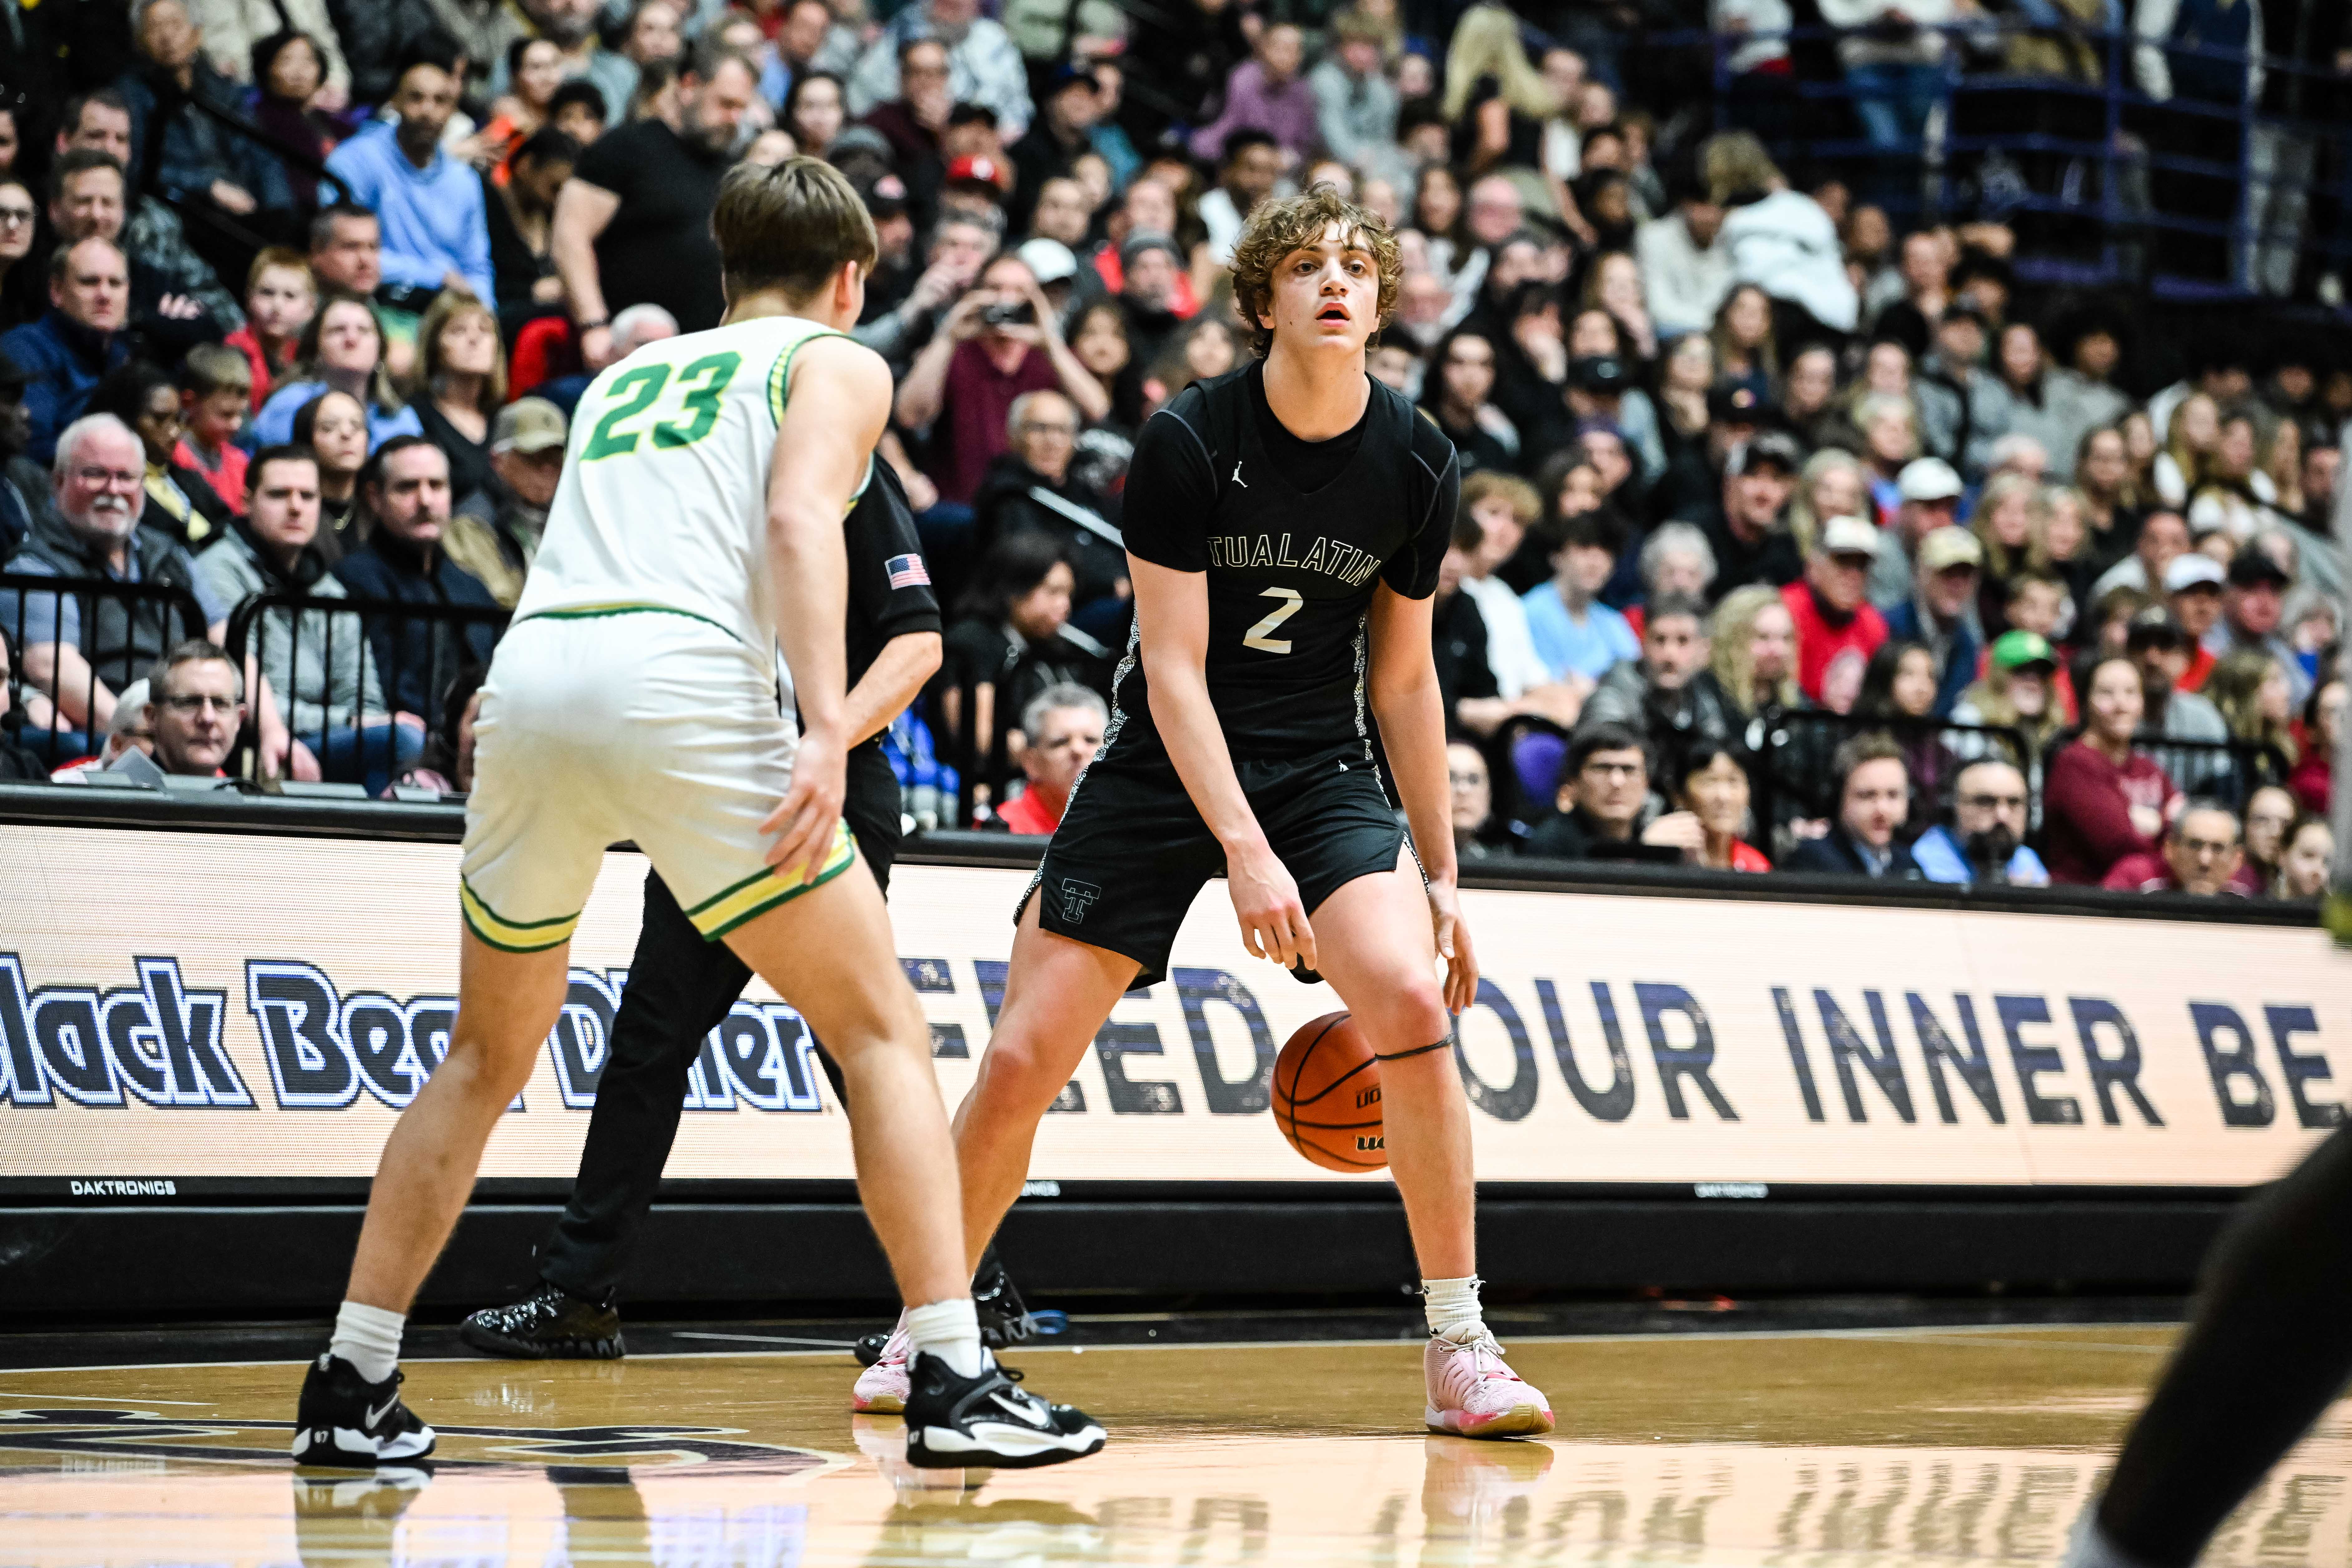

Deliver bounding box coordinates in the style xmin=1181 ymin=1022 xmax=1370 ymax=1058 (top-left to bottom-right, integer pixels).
xmin=971 ymin=389 xmax=1122 ymax=622
xmin=2 ymin=413 xmax=227 ymax=756
xmin=1447 ymin=740 xmax=1501 ymax=860
xmin=140 ymin=638 xmax=244 ymax=779
xmin=1782 ymin=733 xmax=1923 ymax=877
xmin=1912 ymin=756 xmax=2048 ymax=884
xmin=0 ymin=179 xmax=38 ymax=333
xmin=2100 ymin=799 xmax=2248 ymax=895
xmin=1526 ymin=722 xmax=1696 ymax=861
xmin=992 ymin=683 xmax=1105 ymax=835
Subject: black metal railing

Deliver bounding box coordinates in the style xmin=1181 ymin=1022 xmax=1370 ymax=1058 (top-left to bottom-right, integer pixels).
xmin=0 ymin=572 xmax=212 ymax=765
xmin=224 ymin=590 xmax=506 ymax=788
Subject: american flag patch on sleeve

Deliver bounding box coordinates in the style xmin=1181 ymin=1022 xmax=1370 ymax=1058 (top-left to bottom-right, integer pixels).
xmin=886 ymin=553 xmax=931 ymax=589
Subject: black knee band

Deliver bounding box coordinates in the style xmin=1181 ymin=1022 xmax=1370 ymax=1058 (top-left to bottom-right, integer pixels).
xmin=1376 ymin=1037 xmax=1454 ymax=1062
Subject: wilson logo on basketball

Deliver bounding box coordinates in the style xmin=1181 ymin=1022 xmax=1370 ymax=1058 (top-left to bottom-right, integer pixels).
xmin=1356 ymin=1086 xmax=1381 ymax=1109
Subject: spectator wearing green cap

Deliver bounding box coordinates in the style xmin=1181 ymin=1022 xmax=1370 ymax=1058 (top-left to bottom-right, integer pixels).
xmin=1952 ymin=628 xmax=2069 ymax=762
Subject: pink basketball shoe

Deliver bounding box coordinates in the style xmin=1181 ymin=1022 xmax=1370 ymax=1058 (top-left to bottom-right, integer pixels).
xmin=1424 ymin=1330 xmax=1554 ymax=1439
xmin=852 ymin=1320 xmax=912 ymax=1413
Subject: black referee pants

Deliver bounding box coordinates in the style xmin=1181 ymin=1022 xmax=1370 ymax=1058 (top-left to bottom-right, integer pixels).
xmin=2097 ymin=1122 xmax=2352 ymax=1565
xmin=536 ymin=745 xmax=900 ymax=1306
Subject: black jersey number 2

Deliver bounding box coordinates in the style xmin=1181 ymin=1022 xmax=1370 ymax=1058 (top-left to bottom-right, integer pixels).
xmin=1243 ymin=586 xmax=1302 ymax=654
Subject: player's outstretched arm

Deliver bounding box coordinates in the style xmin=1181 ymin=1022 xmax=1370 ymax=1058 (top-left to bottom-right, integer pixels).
xmin=761 ymin=335 xmax=895 ymax=881
xmin=1367 ymin=581 xmax=1478 ymax=1015
xmin=1129 ymin=554 xmax=1315 ymax=971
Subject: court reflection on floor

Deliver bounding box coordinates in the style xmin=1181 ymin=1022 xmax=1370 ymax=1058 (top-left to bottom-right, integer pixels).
xmin=3 ymin=1331 xmax=2351 ymax=1566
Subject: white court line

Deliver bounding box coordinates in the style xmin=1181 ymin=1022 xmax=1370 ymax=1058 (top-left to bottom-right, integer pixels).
xmin=0 ymin=1320 xmax=2182 ymax=1378
xmin=671 ymin=1331 xmax=858 ymax=1349
xmin=0 ymin=1391 xmax=214 ymax=1404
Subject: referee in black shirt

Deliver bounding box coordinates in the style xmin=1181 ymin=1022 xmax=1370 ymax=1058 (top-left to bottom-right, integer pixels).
xmin=459 ymin=461 xmax=1036 ymax=1358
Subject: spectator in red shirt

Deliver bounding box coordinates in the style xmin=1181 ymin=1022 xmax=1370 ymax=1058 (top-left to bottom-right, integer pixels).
xmin=994 ymin=682 xmax=1105 ymax=835
xmin=1781 ymin=513 xmax=1888 ymax=709
xmin=2043 ymin=655 xmax=2183 ymax=884
xmin=1676 ymin=739 xmax=1773 ymax=871
xmin=224 ymin=247 xmax=313 ymax=413
xmin=895 ymin=252 xmax=1108 ymax=506
xmin=2101 ymin=799 xmax=2247 ymax=895
xmin=2289 ymin=676 xmax=2341 ymax=813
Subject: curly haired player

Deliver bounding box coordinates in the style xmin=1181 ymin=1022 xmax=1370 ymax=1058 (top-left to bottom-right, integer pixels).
xmin=853 ymin=184 xmax=1552 ymax=1440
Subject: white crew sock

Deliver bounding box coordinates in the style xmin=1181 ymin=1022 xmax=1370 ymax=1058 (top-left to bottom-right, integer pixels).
xmin=1423 ymin=1276 xmax=1486 ymax=1343
xmin=329 ymin=1300 xmax=405 ymax=1385
xmin=906 ymin=1297 xmax=987 ymax=1378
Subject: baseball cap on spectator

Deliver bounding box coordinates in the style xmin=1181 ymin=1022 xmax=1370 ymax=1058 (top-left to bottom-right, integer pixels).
xmin=2164 ymin=554 xmax=2226 ymax=593
xmin=1121 ymin=229 xmax=1183 ymax=269
xmin=1989 ymin=629 xmax=2057 ymax=671
xmin=830 ymin=125 xmax=895 ymax=167
xmin=491 ymin=397 xmax=567 ymax=455
xmin=862 ymin=173 xmax=910 ymax=220
xmin=1707 ymin=383 xmax=1768 ymax=425
xmin=1016 ymin=237 xmax=1078 ymax=286
xmin=1918 ymin=526 xmax=1983 ymax=573
xmin=1724 ymin=431 xmax=1803 ymax=477
xmin=947 ymin=154 xmax=1010 ymax=191
xmin=1573 ymin=414 xmax=1627 ymax=445
xmin=1898 ymin=457 xmax=1964 ymax=502
xmin=1044 ymin=61 xmax=1095 ymax=99
xmin=1570 ymin=355 xmax=1630 ymax=395
xmin=1819 ymin=515 xmax=1880 ymax=558
xmin=2226 ymin=550 xmax=2291 ymax=589
xmin=2125 ymin=605 xmax=2185 ymax=649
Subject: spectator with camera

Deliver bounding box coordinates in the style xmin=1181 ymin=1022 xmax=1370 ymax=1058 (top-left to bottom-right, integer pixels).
xmin=897 ymin=252 xmax=1108 ymax=511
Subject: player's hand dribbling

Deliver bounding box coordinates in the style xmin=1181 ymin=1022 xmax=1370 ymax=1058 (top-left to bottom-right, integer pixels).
xmin=762 ymin=727 xmax=847 ymax=885
xmin=1428 ymin=878 xmax=1478 ymax=1014
xmin=1228 ymin=841 xmax=1315 ymax=971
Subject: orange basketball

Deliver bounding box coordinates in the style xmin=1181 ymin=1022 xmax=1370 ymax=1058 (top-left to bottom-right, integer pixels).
xmin=1272 ymin=1011 xmax=1387 ymax=1172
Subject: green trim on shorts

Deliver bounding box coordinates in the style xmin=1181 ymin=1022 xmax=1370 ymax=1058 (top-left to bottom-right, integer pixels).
xmin=688 ymin=822 xmax=860 ymax=940
xmin=459 ymin=875 xmax=580 ymax=953
xmin=515 ymin=602 xmax=747 ymax=646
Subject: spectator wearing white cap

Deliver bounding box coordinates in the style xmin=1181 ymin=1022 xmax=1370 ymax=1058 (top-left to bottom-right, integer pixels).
xmin=1867 ymin=454 xmax=1963 ymax=608
xmin=1781 ymin=513 xmax=1889 ymax=709
xmin=1882 ymin=525 xmax=1984 ymax=717
xmin=444 ymin=397 xmax=568 ymax=608
xmin=2163 ymin=552 xmax=2225 ymax=691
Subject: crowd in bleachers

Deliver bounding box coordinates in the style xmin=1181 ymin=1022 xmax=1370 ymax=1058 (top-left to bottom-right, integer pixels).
xmin=0 ymin=0 xmax=2344 ymax=901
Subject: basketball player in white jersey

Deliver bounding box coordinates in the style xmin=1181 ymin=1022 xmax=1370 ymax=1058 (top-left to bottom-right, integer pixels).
xmin=289 ymin=159 xmax=1104 ymax=1473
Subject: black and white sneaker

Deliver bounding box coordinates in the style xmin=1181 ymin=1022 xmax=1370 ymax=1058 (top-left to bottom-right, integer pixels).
xmin=856 ymin=1248 xmax=1038 ymax=1367
xmin=902 ymin=1353 xmax=1105 ymax=1470
xmin=971 ymin=1246 xmax=1039 ymax=1351
xmin=291 ymin=1353 xmax=436 ymax=1467
xmin=459 ymin=1281 xmax=624 ymax=1360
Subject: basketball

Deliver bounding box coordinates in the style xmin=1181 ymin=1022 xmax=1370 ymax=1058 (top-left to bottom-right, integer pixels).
xmin=1272 ymin=1011 xmax=1387 ymax=1172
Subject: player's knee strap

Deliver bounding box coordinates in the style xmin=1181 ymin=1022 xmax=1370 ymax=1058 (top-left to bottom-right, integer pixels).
xmin=1375 ymin=1037 xmax=1453 ymax=1062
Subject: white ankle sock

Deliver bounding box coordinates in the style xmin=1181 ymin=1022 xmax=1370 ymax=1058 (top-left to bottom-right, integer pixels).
xmin=329 ymin=1301 xmax=405 ymax=1385
xmin=906 ymin=1297 xmax=987 ymax=1377
xmin=1423 ymin=1276 xmax=1485 ymax=1343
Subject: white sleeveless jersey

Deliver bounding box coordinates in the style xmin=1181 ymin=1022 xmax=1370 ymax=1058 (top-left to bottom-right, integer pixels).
xmin=513 ymin=314 xmax=870 ymax=663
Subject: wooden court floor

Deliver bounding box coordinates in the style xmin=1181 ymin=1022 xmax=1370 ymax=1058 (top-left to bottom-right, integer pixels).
xmin=3 ymin=1323 xmax=2349 ymax=1566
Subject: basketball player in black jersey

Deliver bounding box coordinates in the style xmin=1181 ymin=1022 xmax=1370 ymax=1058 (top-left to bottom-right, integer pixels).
xmin=852 ymin=186 xmax=1553 ymax=1437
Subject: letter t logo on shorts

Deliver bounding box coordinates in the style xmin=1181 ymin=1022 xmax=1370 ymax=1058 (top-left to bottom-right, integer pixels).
xmin=1060 ymin=880 xmax=1101 ymax=924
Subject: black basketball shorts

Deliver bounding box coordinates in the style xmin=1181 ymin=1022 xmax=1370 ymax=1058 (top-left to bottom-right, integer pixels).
xmin=1017 ymin=745 xmax=1409 ymax=986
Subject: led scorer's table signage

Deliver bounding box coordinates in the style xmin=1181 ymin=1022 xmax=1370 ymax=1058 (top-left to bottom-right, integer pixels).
xmin=3 ymin=826 xmax=2342 ymax=1189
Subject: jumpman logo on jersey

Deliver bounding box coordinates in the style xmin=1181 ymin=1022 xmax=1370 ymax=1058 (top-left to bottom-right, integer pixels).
xmin=1231 ymin=461 xmax=1247 ymax=488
